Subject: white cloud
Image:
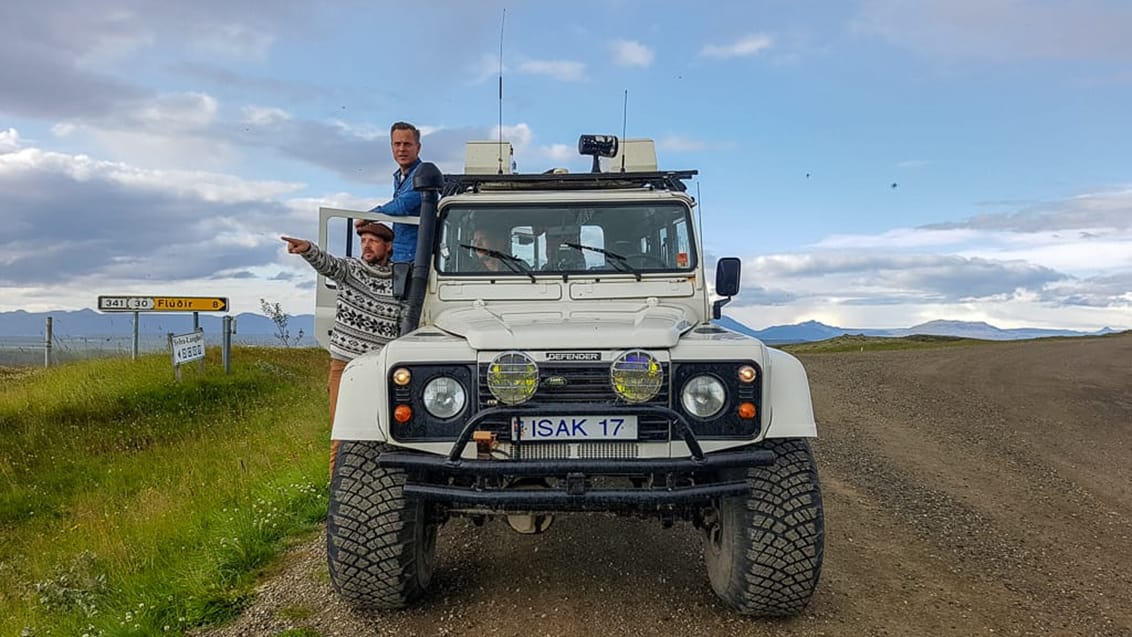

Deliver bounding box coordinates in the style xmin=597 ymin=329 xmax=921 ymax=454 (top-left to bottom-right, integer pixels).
xmin=330 ymin=119 xmax=387 ymax=141
xmin=0 ymin=128 xmax=20 ymax=153
xmin=48 ymin=92 xmax=233 ymax=170
xmin=191 ymin=22 xmax=275 ymax=59
xmin=541 ymin=144 xmax=574 ymax=161
xmin=518 ymin=59 xmax=586 ymax=82
xmin=241 ymin=105 xmax=292 ymax=126
xmin=610 ymin=39 xmax=654 ymax=67
xmin=700 ymin=33 xmax=773 ymax=59
xmin=489 ymin=123 xmax=534 ymax=152
xmin=470 ymin=53 xmax=506 ymax=84
xmin=136 ymin=92 xmax=219 ymax=131
xmin=0 ymin=147 xmax=301 ymax=202
xmin=73 ymin=9 xmax=155 ymax=66
xmin=897 ymin=159 xmax=930 ymax=168
xmin=52 ymin=92 xmax=220 ymax=138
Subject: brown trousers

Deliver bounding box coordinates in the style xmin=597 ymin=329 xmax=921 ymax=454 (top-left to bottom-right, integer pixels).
xmin=328 ymin=358 xmax=348 ymax=477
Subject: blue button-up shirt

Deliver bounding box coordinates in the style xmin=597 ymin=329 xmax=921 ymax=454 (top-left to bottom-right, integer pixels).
xmin=370 ymin=158 xmax=422 ymax=263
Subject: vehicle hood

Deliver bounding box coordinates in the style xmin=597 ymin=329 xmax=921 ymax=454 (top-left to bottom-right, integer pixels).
xmin=432 ymin=301 xmax=696 ymax=350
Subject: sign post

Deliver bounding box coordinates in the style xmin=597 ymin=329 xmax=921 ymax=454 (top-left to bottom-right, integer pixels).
xmin=168 ymin=328 xmax=206 ymax=381
xmin=97 ymin=295 xmax=229 ymax=364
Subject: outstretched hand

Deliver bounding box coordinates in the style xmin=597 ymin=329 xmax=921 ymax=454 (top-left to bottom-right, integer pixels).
xmin=281 ymin=236 xmax=311 ymax=254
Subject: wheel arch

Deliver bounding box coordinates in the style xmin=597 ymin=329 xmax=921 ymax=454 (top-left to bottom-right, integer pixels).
xmin=332 ymin=350 xmax=390 ymax=442
xmin=763 ymin=348 xmax=817 ymax=438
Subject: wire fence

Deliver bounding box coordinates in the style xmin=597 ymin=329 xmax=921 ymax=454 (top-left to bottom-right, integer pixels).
xmin=0 ymin=331 xmax=317 ymax=368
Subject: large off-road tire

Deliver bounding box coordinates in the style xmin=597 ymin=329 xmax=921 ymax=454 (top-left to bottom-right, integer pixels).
xmin=327 ymin=441 xmax=438 ymax=611
xmin=704 ymin=438 xmax=825 ymax=616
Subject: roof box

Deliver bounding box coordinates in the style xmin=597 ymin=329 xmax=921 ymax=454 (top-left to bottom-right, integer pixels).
xmin=606 ymin=138 xmax=657 ymax=172
xmin=465 ymin=141 xmax=514 ymax=175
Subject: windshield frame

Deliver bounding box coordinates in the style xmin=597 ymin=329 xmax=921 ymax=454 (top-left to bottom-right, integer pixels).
xmin=434 ymin=199 xmax=698 ymax=278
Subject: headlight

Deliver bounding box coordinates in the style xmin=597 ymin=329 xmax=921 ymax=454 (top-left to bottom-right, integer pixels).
xmin=610 ymin=350 xmax=663 ymax=403
xmin=486 ymin=351 xmax=539 ymax=405
xmin=681 ymin=375 xmax=726 ymax=418
xmin=422 ymin=376 xmax=467 ymax=419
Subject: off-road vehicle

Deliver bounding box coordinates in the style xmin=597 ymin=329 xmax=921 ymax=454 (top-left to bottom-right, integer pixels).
xmin=315 ymin=135 xmax=823 ymax=616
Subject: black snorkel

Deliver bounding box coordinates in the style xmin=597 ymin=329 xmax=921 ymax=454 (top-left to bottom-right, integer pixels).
xmin=398 ymin=162 xmax=444 ymax=334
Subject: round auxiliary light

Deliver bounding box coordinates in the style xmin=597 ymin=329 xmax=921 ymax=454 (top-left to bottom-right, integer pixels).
xmin=392 ymin=368 xmax=412 ymax=386
xmin=610 ymin=350 xmax=663 ymax=403
xmin=738 ymin=365 xmax=757 ymax=383
xmin=681 ymin=375 xmax=726 ymax=419
xmin=422 ymin=376 xmax=467 ymax=419
xmin=486 ymin=351 xmax=539 ymax=405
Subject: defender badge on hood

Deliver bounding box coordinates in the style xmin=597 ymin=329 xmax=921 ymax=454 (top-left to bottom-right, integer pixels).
xmin=545 ymin=352 xmax=602 ymax=362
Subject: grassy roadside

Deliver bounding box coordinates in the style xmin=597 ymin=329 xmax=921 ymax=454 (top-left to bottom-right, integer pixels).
xmin=0 ymin=347 xmax=330 ymax=637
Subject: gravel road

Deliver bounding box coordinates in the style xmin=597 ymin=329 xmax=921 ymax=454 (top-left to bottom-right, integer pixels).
xmin=196 ymin=334 xmax=1132 ymax=637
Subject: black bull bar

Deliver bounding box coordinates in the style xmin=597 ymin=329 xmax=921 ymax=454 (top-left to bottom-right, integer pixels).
xmin=377 ymin=403 xmax=776 ymax=510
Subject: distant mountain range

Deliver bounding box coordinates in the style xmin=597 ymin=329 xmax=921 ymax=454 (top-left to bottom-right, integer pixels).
xmin=0 ymin=308 xmax=1120 ymax=345
xmin=712 ymin=316 xmax=1120 ymax=344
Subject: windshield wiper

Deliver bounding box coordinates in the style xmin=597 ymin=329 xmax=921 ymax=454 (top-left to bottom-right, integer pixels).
xmin=458 ymin=243 xmax=536 ymax=282
xmin=562 ymin=242 xmax=642 ymax=281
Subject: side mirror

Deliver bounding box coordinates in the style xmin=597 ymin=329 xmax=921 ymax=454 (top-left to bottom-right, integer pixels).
xmin=712 ymin=257 xmax=742 ymax=319
xmin=392 ymin=262 xmax=412 ymax=300
xmin=715 ymin=257 xmax=741 ymax=296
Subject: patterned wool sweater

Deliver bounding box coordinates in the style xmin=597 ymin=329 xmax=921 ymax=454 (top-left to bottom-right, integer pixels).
xmin=301 ymin=243 xmax=401 ymax=361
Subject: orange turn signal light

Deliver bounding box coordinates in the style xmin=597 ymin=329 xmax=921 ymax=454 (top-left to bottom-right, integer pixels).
xmin=737 ymin=402 xmax=757 ymax=419
xmin=393 ymin=404 xmax=412 ymax=423
xmin=473 ymin=430 xmax=496 ymax=459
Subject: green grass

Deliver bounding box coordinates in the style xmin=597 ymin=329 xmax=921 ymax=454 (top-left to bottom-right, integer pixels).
xmin=0 ymin=346 xmax=331 ymax=636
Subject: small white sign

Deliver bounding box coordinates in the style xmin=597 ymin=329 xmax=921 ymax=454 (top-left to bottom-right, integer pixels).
xmin=171 ymin=329 xmax=205 ymax=365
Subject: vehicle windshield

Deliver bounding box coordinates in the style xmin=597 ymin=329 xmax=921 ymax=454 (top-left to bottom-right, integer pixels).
xmin=437 ymin=202 xmax=696 ymax=275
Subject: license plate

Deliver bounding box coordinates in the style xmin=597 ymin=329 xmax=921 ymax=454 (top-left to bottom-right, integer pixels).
xmin=511 ymin=415 xmax=638 ymax=441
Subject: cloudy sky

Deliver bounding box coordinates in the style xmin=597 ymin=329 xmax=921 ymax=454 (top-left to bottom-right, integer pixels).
xmin=1 ymin=0 xmax=1130 ymax=331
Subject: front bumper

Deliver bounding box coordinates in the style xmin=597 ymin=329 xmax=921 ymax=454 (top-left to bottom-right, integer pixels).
xmin=380 ymin=446 xmax=775 ymax=510
xmin=378 ymin=403 xmax=773 ymax=511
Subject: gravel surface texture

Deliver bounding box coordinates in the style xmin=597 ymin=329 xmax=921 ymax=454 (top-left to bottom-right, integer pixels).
xmin=194 ymin=334 xmax=1132 ymax=637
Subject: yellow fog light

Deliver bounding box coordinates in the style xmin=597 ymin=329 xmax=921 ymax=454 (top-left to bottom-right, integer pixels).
xmin=610 ymin=350 xmax=663 ymax=403
xmin=738 ymin=365 xmax=757 ymax=383
xmin=486 ymin=351 xmax=539 ymax=405
xmin=392 ymin=368 xmax=412 ymax=386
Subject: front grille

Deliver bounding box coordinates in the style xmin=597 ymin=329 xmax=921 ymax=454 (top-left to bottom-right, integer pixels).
xmin=478 ymin=362 xmax=671 ymax=442
xmin=499 ymin=441 xmax=640 ymax=460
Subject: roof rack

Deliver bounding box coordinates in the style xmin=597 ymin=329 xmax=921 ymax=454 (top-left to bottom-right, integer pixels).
xmin=442 ymin=170 xmax=698 ymax=196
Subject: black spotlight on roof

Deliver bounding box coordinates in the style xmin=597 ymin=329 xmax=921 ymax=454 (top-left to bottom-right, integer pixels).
xmin=578 ymin=134 xmax=619 ymax=173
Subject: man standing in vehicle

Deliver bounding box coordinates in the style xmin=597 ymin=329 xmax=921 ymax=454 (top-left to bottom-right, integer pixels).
xmin=281 ymin=222 xmax=401 ymax=475
xmin=356 ymin=121 xmax=423 ymax=263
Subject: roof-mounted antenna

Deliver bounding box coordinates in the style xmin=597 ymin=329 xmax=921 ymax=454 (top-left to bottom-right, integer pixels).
xmin=497 ymin=8 xmax=506 ymax=175
xmin=620 ymin=89 xmax=628 ymax=173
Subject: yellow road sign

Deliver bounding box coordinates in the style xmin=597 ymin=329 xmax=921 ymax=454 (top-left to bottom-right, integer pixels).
xmin=152 ymin=297 xmax=229 ymax=312
xmin=98 ymin=295 xmax=228 ymax=312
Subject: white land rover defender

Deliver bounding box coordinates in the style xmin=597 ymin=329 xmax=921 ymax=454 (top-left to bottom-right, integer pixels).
xmin=317 ymin=135 xmax=823 ymax=616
